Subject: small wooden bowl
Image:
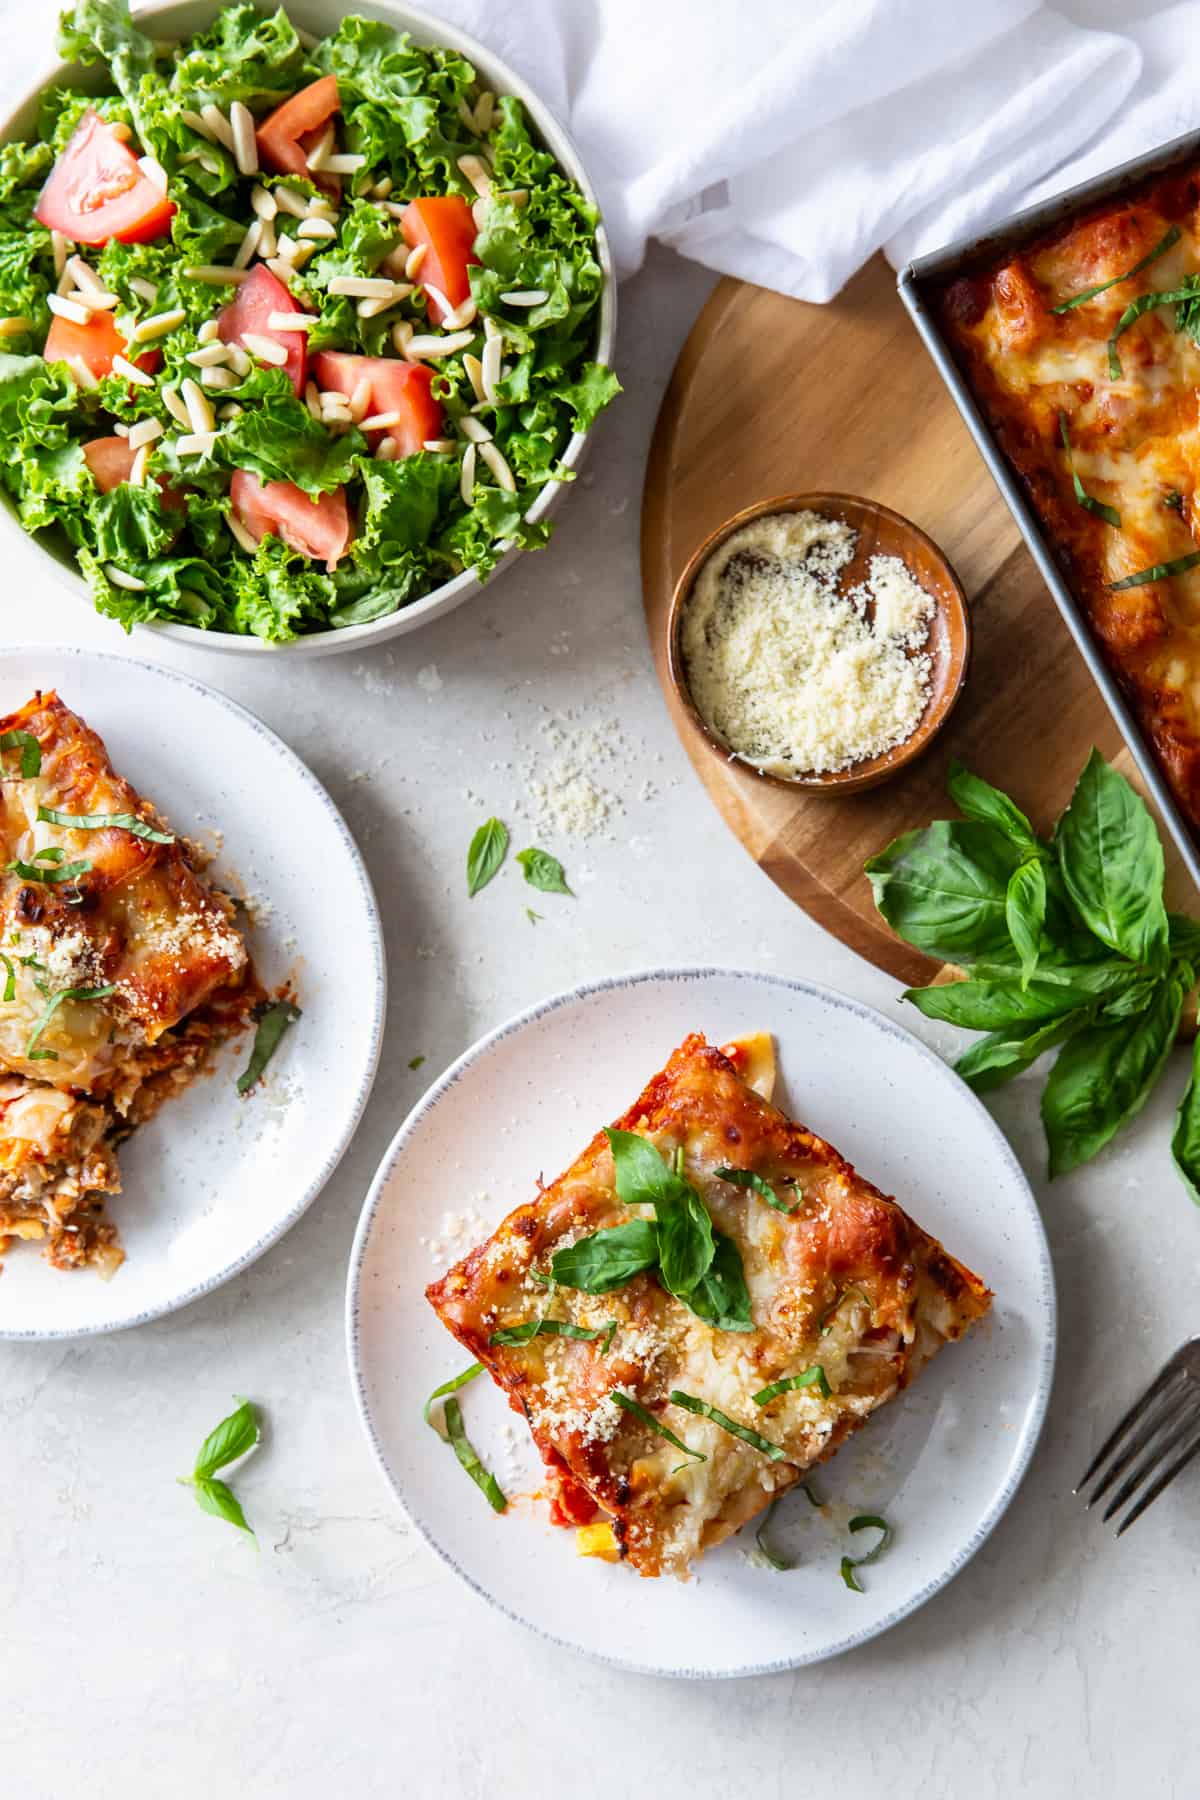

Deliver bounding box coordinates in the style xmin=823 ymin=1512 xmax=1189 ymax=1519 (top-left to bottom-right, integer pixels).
xmin=666 ymin=493 xmax=971 ymax=795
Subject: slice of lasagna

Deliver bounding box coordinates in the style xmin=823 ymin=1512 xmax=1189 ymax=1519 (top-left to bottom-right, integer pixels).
xmin=426 ymin=1033 xmax=991 ymax=1578
xmin=0 ymin=691 xmax=258 ymax=1275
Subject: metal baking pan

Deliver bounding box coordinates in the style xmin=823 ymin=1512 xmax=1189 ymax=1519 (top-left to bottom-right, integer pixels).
xmin=897 ymin=128 xmax=1200 ymax=893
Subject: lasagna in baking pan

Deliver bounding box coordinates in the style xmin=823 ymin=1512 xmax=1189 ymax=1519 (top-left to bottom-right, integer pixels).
xmin=935 ymin=167 xmax=1200 ymax=828
xmin=0 ymin=692 xmax=257 ymax=1275
xmin=426 ymin=1032 xmax=990 ymax=1578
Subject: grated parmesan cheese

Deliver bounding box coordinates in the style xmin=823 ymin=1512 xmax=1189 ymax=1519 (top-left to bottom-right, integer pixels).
xmin=681 ymin=511 xmax=936 ymax=776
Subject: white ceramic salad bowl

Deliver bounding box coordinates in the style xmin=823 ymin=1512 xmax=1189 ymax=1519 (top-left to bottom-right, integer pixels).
xmin=0 ymin=0 xmax=616 ymax=657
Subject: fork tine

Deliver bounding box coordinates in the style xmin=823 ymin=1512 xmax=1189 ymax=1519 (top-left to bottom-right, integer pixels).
xmin=1084 ymin=1378 xmax=1192 ymax=1507
xmin=1114 ymin=1426 xmax=1200 ymax=1536
xmin=1100 ymin=1397 xmax=1200 ymax=1523
xmin=1075 ymin=1360 xmax=1186 ymax=1492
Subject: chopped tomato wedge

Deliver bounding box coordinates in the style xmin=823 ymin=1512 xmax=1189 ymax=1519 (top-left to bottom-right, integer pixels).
xmin=34 ymin=109 xmax=175 ymax=246
xmin=218 ymin=264 xmax=307 ymax=397
xmin=43 ymin=309 xmax=161 ymax=383
xmin=230 ymin=470 xmax=350 ymax=570
xmin=83 ymin=436 xmax=182 ymax=510
xmin=310 ymin=351 xmax=443 ymax=457
xmin=400 ymin=197 xmax=479 ymax=323
xmin=256 ymin=75 xmax=341 ymax=194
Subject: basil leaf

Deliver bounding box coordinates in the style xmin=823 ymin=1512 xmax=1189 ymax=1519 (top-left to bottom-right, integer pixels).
xmin=1107 ymin=275 xmax=1200 ymax=378
xmin=1006 ymin=857 xmax=1047 ymax=987
xmin=954 ymin=1010 xmax=1089 ymax=1094
xmin=443 ymin=1396 xmax=508 ymax=1513
xmin=489 ymin=1319 xmax=614 ymax=1346
xmin=611 ymin=1390 xmax=705 ymax=1465
xmin=8 ymin=855 xmax=92 ymax=884
xmin=193 ymin=1397 xmax=260 ymax=1479
xmin=753 ymin=1365 xmax=831 ymax=1405
xmin=1059 ymin=413 xmax=1121 ymax=528
xmin=1051 ymin=223 xmax=1180 ymax=313
xmin=422 ymin=1362 xmax=483 ymax=1427
xmin=604 ymin=1127 xmax=680 ymax=1211
xmin=0 ymin=953 xmax=14 ymax=1003
xmin=669 ymin=1390 xmax=787 ymax=1461
xmin=685 ymin=1231 xmax=754 ymax=1332
xmin=654 ymin=1176 xmax=716 ymax=1298
xmin=36 ymin=804 xmax=173 ymax=843
xmin=865 ymin=819 xmax=1020 ymax=961
xmin=715 ymin=1166 xmax=800 ymax=1213
xmin=966 ymin=957 xmax=1138 ymax=997
xmin=1168 ymin=913 xmax=1200 ymax=963
xmin=237 ymin=999 xmax=301 ymax=1095
xmin=752 ymin=1496 xmax=796 ymax=1571
xmin=466 ymin=817 xmax=508 ymax=896
xmin=904 ymin=974 xmax=1098 ymax=1030
xmin=1101 ymin=972 xmax=1167 ymax=1021
xmin=26 ymin=983 xmax=116 ymax=1061
xmin=0 ymin=729 xmax=40 ymax=778
xmin=947 ymin=759 xmax=1040 ymax=853
xmin=1171 ymin=1034 xmax=1200 ymax=1206
xmin=1041 ymin=976 xmax=1183 ymax=1176
xmin=549 ymin=1219 xmax=660 ymax=1293
xmin=1055 ymin=751 xmax=1168 ymax=966
xmin=408 ymin=1054 xmax=425 ymax=1070
xmin=1107 ymin=551 xmax=1200 ymax=592
xmin=516 ymin=847 xmax=573 ymax=896
xmin=840 ymin=1513 xmax=892 ymax=1592
xmin=192 ymin=1476 xmax=255 ymax=1538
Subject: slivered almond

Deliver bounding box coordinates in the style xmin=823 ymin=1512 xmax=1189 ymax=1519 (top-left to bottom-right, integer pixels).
xmin=460 ymin=441 xmax=477 ymax=503
xmin=322 ymin=153 xmax=365 ymax=174
xmin=106 ymin=565 xmax=145 ymax=591
xmin=458 ymin=415 xmax=492 ymax=443
xmin=391 ymin=319 xmax=414 ymax=358
xmin=113 ymin=422 xmax=130 ymax=438
xmin=130 ymin=276 xmax=159 ymax=305
xmin=264 ymin=256 xmax=296 ymax=287
xmin=273 ymin=186 xmax=309 ymax=218
xmin=225 ymin=343 xmax=251 ymax=377
xmin=137 ymin=155 xmax=169 ymax=193
xmin=197 ymin=319 xmax=222 ymax=345
xmin=480 ymin=334 xmax=502 ymax=401
xmin=185 ymin=265 xmax=249 ymax=285
xmin=200 ymin=104 xmax=235 ymax=151
xmin=463 ymin=352 xmax=486 ymax=403
xmin=230 ymin=101 xmax=258 ymax=176
xmin=162 ymin=386 xmax=192 ymax=428
xmin=258 ymin=217 xmax=278 ymax=260
xmin=370 ymin=176 xmax=393 ymax=200
xmin=404 ymin=243 xmax=427 ymax=280
xmin=304 ymin=380 xmax=322 ymax=421
xmin=66 ymin=256 xmax=105 ymax=297
xmin=406 ymin=329 xmax=476 ymax=359
xmin=226 ymin=512 xmax=258 ymax=555
xmin=131 ymin=307 xmax=187 ymax=343
xmin=127 ymin=417 xmax=163 ymax=451
xmin=251 ymin=184 xmax=278 ymax=221
xmin=499 ymin=289 xmax=548 ymax=307
xmin=50 ymin=230 xmax=70 ymax=277
xmin=267 ymin=311 xmax=318 ymax=331
xmin=180 ymin=377 xmax=215 ymax=435
xmin=327 ymin=275 xmax=395 ymax=299
xmin=242 ymin=333 xmax=289 ymax=367
xmin=360 ymin=410 xmax=403 ymax=431
xmin=186 ymin=343 xmax=230 ymax=368
xmin=128 ymin=445 xmax=149 ymax=487
xmin=67 ymin=356 xmax=98 ymax=391
xmin=348 ymin=379 xmax=372 ymax=422
xmin=111 ymin=355 xmax=155 ymax=387
xmin=478 ymin=440 xmax=516 ymax=491
xmin=297 ymin=217 xmax=336 ymax=240
xmin=180 ymin=108 xmax=218 ymax=143
xmin=457 ymin=154 xmax=492 ymax=198
xmin=375 ymin=437 xmax=398 ymax=460
xmin=473 ymin=91 xmax=495 ymax=134
xmin=48 ymin=294 xmax=89 ymax=326
xmin=305 ymin=127 xmax=335 ymax=172
xmin=233 ymin=218 xmax=262 ymax=271
xmin=443 ymin=296 xmax=478 ymax=332
xmin=422 ymin=438 xmax=456 ymax=453
xmin=176 ymin=431 xmax=218 ymax=457
xmin=200 ymin=365 xmax=238 ymax=389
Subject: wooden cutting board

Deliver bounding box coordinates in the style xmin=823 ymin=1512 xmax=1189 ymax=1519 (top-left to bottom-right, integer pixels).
xmin=640 ymin=254 xmax=1198 ymax=989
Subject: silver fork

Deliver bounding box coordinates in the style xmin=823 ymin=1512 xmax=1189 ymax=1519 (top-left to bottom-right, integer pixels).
xmin=1076 ymin=1337 xmax=1200 ymax=1534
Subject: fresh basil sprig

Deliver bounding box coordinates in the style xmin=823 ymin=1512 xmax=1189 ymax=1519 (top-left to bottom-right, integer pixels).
xmin=1050 ymin=223 xmax=1180 ymax=314
xmin=715 ymin=1166 xmax=801 ymax=1213
xmin=0 ymin=729 xmax=41 ymax=778
xmin=840 ymin=1513 xmax=893 ymax=1592
xmin=753 ymin=1365 xmax=831 ymax=1405
xmin=516 ymin=847 xmax=573 ymax=895
xmin=868 ymin=751 xmax=1200 ymax=1189
xmin=611 ymin=1390 xmax=705 ymax=1468
xmin=36 ymin=804 xmax=173 ymax=843
xmin=423 ymin=1364 xmax=507 ymax=1513
xmin=178 ymin=1397 xmax=260 ymax=1540
xmin=467 ymin=817 xmax=508 ymax=896
xmin=669 ymin=1390 xmax=786 ymax=1460
xmin=237 ymin=999 xmax=301 ymax=1095
xmin=549 ymin=1130 xmax=754 ymax=1331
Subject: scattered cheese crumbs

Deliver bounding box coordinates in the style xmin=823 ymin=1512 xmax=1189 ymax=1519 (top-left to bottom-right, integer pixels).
xmin=422 ymin=1199 xmax=491 ymax=1266
xmin=681 ymin=510 xmax=936 ymax=776
xmin=518 ymin=714 xmax=624 ymax=841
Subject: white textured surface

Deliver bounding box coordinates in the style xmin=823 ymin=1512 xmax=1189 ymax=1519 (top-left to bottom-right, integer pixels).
xmin=2 ymin=7 xmax=1199 ymax=1795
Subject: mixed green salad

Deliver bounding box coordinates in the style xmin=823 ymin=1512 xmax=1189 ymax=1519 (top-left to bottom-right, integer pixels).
xmin=0 ymin=1 xmax=617 ymax=640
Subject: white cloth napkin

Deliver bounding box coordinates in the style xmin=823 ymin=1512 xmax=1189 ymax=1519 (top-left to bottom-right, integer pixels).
xmin=431 ymin=0 xmax=1161 ymax=300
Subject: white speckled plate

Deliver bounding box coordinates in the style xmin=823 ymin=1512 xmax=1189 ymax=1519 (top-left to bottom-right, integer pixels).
xmin=0 ymin=646 xmax=385 ymax=1339
xmin=347 ymin=968 xmax=1054 ymax=1677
